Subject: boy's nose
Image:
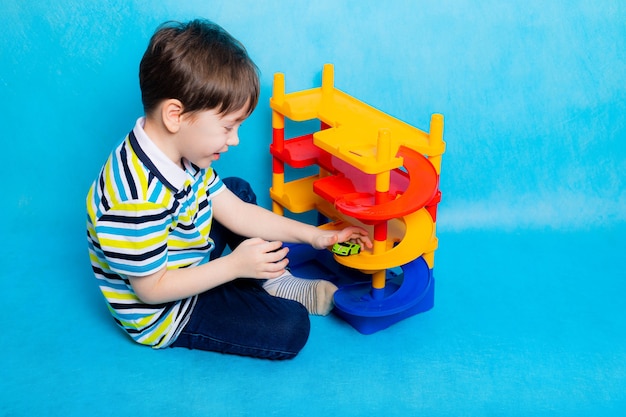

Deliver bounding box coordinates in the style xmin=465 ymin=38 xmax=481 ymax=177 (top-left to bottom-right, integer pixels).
xmin=227 ymin=133 xmax=240 ymax=146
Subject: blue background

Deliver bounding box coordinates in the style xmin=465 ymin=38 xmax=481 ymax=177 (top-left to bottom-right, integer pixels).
xmin=1 ymin=1 xmax=625 ymax=416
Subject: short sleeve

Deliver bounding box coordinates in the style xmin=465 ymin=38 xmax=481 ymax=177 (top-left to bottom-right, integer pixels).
xmin=206 ymin=168 xmax=226 ymax=198
xmin=94 ymin=201 xmax=172 ymax=277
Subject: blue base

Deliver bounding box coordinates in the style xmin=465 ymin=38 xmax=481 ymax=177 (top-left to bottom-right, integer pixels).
xmin=333 ymin=257 xmax=434 ymax=334
xmin=285 ymin=243 xmax=435 ymax=334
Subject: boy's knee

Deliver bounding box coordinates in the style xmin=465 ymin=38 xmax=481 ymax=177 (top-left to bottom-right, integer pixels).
xmin=276 ymin=301 xmax=310 ymax=359
xmin=223 ymin=177 xmax=257 ymax=205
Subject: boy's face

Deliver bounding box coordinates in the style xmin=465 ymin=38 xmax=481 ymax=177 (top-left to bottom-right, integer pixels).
xmin=176 ymin=106 xmax=248 ymax=169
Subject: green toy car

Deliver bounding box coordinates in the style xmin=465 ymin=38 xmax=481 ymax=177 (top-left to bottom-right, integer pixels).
xmin=332 ymin=241 xmax=361 ymax=256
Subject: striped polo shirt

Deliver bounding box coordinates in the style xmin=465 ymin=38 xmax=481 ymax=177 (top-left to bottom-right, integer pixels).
xmin=86 ymin=118 xmax=225 ymax=348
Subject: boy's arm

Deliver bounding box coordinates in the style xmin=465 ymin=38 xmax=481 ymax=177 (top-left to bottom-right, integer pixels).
xmin=129 ymin=237 xmax=289 ymax=304
xmin=211 ymin=187 xmax=372 ymax=250
xmin=129 ymin=188 xmax=372 ymax=305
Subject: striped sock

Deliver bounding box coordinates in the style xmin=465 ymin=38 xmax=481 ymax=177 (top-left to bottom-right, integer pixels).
xmin=263 ymin=272 xmax=338 ymax=316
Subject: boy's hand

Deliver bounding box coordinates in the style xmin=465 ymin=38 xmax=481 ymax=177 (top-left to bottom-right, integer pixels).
xmin=311 ymin=226 xmax=372 ymax=251
xmin=228 ymin=238 xmax=290 ymax=279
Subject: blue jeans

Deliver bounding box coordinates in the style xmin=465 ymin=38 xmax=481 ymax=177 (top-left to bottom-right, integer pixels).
xmin=170 ymin=177 xmax=310 ymax=360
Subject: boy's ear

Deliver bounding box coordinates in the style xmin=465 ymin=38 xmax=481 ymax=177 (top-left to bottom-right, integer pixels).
xmin=161 ymin=99 xmax=184 ymax=134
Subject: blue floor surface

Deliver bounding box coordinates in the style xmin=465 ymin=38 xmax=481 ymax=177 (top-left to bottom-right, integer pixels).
xmin=2 ymin=1 xmax=624 ymax=415
xmin=3 ymin=225 xmax=624 ymax=416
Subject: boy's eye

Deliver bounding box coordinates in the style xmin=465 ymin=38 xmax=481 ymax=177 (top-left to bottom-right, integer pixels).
xmin=224 ymin=126 xmax=234 ymax=132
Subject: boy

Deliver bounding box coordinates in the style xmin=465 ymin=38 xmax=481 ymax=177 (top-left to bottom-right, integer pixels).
xmin=86 ymin=19 xmax=371 ymax=360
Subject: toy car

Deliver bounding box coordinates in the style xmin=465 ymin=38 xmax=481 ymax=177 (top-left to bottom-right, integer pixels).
xmin=332 ymin=241 xmax=361 ymax=256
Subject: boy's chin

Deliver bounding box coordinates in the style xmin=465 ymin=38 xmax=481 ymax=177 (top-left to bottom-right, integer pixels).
xmin=194 ymin=155 xmax=219 ymax=169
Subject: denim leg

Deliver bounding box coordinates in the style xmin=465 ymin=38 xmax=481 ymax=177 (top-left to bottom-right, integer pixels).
xmin=209 ymin=177 xmax=257 ymax=260
xmin=172 ymin=177 xmax=310 ymax=359
xmin=171 ymin=279 xmax=310 ymax=359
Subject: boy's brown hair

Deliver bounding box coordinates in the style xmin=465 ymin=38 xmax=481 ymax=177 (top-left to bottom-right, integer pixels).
xmin=139 ymin=19 xmax=260 ymax=117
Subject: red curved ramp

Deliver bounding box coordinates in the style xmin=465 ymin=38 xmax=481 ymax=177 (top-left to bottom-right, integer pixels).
xmin=315 ymin=146 xmax=439 ymax=223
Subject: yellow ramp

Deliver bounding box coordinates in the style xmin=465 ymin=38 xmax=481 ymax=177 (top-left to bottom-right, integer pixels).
xmin=332 ymin=208 xmax=437 ymax=271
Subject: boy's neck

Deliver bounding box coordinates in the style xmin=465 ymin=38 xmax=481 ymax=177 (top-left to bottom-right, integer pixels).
xmin=143 ymin=115 xmax=184 ymax=169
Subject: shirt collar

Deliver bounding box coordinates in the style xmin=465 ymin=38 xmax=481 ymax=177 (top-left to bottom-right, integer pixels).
xmin=130 ymin=117 xmax=198 ymax=191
